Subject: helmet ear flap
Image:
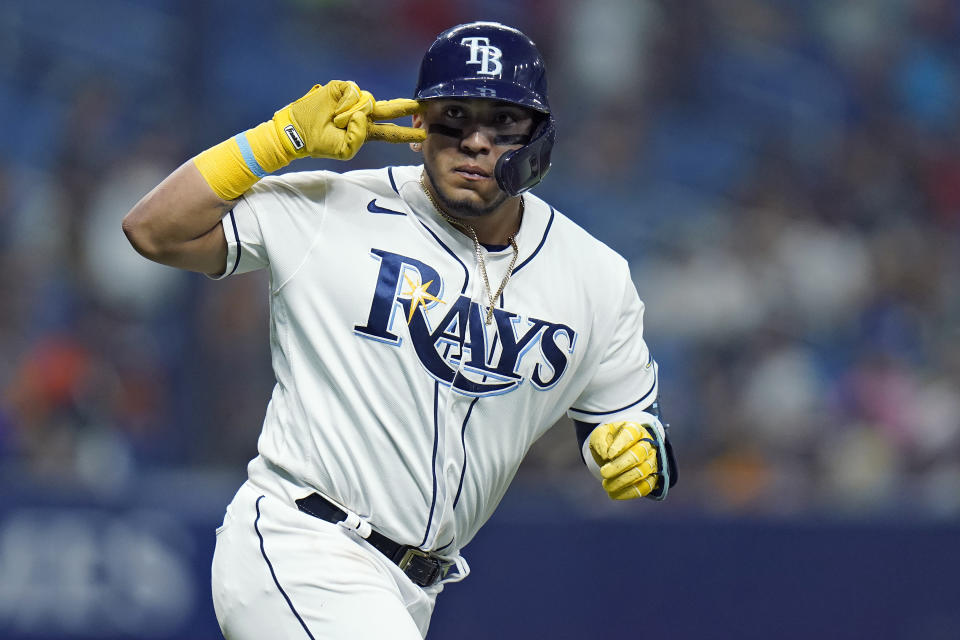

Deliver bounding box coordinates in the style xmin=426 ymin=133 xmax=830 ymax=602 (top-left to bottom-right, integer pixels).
xmin=494 ymin=116 xmax=556 ymax=196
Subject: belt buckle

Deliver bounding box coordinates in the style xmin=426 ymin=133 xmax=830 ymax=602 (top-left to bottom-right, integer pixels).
xmin=397 ymin=547 xmax=443 ymax=586
xmin=397 ymin=547 xmax=431 ymax=571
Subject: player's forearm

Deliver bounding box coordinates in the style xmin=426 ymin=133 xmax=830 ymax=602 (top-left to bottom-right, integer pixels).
xmin=124 ymin=81 xmax=424 ymax=276
xmin=122 ymin=160 xmax=233 ymax=275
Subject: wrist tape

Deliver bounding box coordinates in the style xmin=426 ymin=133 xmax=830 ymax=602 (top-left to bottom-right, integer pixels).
xmin=193 ymin=120 xmax=295 ymax=201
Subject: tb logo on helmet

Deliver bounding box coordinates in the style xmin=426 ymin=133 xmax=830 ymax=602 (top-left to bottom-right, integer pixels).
xmin=461 ymin=37 xmax=502 ymax=76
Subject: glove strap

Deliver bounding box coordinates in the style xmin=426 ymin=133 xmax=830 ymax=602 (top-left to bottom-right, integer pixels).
xmin=643 ymin=419 xmax=671 ymax=501
xmin=581 ymin=437 xmax=604 ymax=481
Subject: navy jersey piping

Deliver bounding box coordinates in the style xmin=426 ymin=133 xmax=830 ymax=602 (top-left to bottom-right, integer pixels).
xmin=419 ymin=381 xmax=441 ymax=547
xmin=513 ymin=207 xmax=555 ymax=274
xmin=227 ymin=209 xmax=242 ymax=276
xmin=453 ymin=397 xmax=480 ymax=508
xmin=254 ymin=496 xmax=316 ymax=640
xmin=416 ymin=219 xmax=470 ymax=295
xmin=387 ymin=166 xmax=399 ymax=194
xmin=570 ymin=366 xmax=658 ymax=416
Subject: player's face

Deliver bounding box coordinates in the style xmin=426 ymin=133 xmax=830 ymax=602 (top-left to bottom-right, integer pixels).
xmin=414 ymin=99 xmax=536 ymax=218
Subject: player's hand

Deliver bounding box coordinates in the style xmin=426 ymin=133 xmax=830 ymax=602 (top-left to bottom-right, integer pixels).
xmin=589 ymin=421 xmax=661 ymax=500
xmin=273 ymin=81 xmax=425 ymax=161
xmin=192 ymin=81 xmax=426 ymax=200
xmin=366 ymin=99 xmax=426 ymax=143
xmin=273 ymin=80 xmax=374 ymax=161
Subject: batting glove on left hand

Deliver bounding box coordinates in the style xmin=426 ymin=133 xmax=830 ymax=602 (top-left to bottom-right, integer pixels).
xmin=589 ymin=417 xmax=669 ymax=501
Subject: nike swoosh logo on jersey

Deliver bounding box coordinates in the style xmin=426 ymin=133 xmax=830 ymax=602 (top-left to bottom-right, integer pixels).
xmin=367 ymin=199 xmax=406 ymax=216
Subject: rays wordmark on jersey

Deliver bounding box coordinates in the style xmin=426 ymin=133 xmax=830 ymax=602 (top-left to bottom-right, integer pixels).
xmin=354 ymin=249 xmax=577 ymax=397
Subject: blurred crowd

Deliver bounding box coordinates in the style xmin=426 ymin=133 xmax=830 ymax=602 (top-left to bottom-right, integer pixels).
xmin=1 ymin=0 xmax=958 ymax=518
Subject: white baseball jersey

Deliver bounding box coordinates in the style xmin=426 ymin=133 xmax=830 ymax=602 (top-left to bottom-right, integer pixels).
xmin=215 ymin=164 xmax=658 ymax=555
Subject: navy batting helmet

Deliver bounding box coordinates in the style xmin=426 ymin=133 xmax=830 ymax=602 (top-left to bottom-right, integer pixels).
xmin=414 ymin=22 xmax=556 ymax=196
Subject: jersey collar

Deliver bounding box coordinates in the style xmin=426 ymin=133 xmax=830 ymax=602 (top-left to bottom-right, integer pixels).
xmin=392 ymin=164 xmax=553 ymax=264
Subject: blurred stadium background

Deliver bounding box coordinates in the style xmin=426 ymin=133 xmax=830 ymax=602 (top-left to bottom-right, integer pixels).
xmin=1 ymin=0 xmax=959 ymax=638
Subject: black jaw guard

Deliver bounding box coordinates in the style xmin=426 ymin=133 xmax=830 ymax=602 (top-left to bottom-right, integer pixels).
xmin=494 ymin=115 xmax=556 ymax=197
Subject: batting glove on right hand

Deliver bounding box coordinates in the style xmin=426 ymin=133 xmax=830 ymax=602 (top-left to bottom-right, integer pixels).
xmin=589 ymin=417 xmax=670 ymax=501
xmin=194 ymin=80 xmax=426 ymax=201
xmin=272 ymin=80 xmax=424 ymax=162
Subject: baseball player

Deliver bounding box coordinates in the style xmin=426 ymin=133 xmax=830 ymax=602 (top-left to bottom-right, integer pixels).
xmin=123 ymin=21 xmax=676 ymax=640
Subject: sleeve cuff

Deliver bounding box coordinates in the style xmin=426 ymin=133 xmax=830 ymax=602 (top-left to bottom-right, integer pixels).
xmin=206 ymin=209 xmax=242 ymax=281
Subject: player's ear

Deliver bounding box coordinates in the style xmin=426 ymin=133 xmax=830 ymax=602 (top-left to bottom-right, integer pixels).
xmin=410 ymin=112 xmax=424 ymax=152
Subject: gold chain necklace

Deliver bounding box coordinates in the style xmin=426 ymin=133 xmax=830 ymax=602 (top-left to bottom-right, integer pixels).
xmin=420 ymin=173 xmax=521 ymax=325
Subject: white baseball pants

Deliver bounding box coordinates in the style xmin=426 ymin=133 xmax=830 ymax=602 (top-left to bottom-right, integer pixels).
xmin=211 ymin=481 xmax=441 ymax=639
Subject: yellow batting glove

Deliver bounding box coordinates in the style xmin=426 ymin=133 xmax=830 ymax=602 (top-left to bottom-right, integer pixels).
xmin=272 ymin=80 xmax=375 ymax=161
xmin=589 ymin=421 xmax=662 ymax=500
xmin=194 ymin=81 xmax=423 ymax=201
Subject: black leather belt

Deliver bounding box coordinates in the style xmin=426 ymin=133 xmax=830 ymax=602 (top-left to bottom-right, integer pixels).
xmin=295 ymin=493 xmax=451 ymax=587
